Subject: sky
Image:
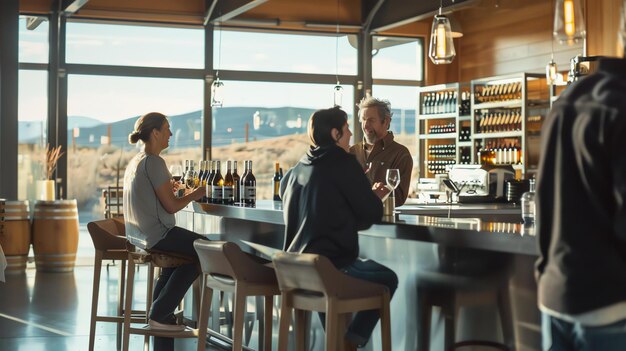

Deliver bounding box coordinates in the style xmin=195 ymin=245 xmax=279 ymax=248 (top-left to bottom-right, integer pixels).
xmin=17 ymin=18 xmax=423 ymax=123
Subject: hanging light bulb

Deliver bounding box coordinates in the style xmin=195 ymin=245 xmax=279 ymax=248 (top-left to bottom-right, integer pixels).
xmin=333 ymin=83 xmax=344 ymax=107
xmin=429 ymin=6 xmax=456 ymax=65
xmin=211 ymin=77 xmax=224 ymax=107
xmin=212 ymin=21 xmax=225 ymax=107
xmin=554 ymin=0 xmax=586 ymax=45
xmin=546 ymin=58 xmax=558 ymax=85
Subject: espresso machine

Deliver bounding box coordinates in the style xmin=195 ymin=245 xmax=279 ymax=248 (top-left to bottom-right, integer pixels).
xmin=447 ymin=164 xmax=515 ymax=203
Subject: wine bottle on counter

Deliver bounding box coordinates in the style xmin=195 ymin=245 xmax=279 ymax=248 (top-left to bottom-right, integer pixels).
xmin=273 ymin=162 xmax=281 ymax=201
xmin=197 ymin=160 xmax=205 ymax=186
xmin=233 ymin=161 xmax=241 ymax=204
xmin=223 ymin=161 xmax=235 ymax=205
xmin=211 ymin=160 xmax=223 ymax=204
xmin=240 ymin=160 xmax=249 ymax=204
xmin=181 ymin=160 xmax=189 ymax=186
xmin=242 ymin=160 xmax=256 ymax=207
xmin=185 ymin=161 xmax=196 ymax=189
xmin=200 ymin=160 xmax=209 ymax=202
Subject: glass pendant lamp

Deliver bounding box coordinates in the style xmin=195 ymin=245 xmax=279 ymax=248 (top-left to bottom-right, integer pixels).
xmin=546 ymin=58 xmax=558 ymax=85
xmin=429 ymin=1 xmax=456 ymax=65
xmin=211 ymin=77 xmax=224 ymax=107
xmin=212 ymin=22 xmax=225 ymax=107
xmin=554 ymin=0 xmax=586 ymax=45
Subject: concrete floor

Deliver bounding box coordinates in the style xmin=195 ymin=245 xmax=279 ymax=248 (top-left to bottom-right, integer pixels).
xmin=0 ymin=263 xmax=216 ymax=351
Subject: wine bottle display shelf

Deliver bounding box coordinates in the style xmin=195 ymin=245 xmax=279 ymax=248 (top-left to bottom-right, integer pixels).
xmin=474 ymin=81 xmax=522 ymax=104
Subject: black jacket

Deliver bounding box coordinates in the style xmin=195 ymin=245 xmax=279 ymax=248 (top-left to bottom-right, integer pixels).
xmin=536 ymin=58 xmax=626 ymax=315
xmin=280 ymin=145 xmax=383 ymax=268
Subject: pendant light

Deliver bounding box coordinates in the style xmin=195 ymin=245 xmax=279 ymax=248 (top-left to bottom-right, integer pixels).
xmin=553 ymin=0 xmax=586 ymax=45
xmin=429 ymin=0 xmax=456 ymax=64
xmin=546 ymin=3 xmax=559 ymax=86
xmin=211 ymin=22 xmax=225 ymax=107
xmin=333 ymin=0 xmax=344 ymax=107
xmin=546 ymin=58 xmax=558 ymax=85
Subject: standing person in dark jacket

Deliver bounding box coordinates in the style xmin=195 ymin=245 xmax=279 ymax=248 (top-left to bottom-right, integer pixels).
xmin=536 ymin=5 xmax=626 ymax=350
xmin=280 ymin=107 xmax=398 ymax=350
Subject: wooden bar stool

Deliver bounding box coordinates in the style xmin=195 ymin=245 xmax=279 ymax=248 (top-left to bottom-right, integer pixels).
xmin=193 ymin=240 xmax=280 ymax=351
xmin=417 ymin=250 xmax=514 ymax=351
xmin=272 ymin=252 xmax=392 ymax=351
xmin=121 ymin=243 xmax=199 ymax=351
xmin=87 ymin=218 xmax=154 ymax=351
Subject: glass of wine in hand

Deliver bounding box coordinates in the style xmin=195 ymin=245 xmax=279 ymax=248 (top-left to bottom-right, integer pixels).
xmin=169 ymin=164 xmax=183 ymax=183
xmin=386 ymin=169 xmax=400 ymax=197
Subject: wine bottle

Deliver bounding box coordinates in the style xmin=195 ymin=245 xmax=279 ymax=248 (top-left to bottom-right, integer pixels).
xmin=181 ymin=160 xmax=189 ymax=186
xmin=222 ymin=161 xmax=234 ymax=205
xmin=201 ymin=160 xmax=211 ymax=203
xmin=211 ymin=160 xmax=223 ymax=204
xmin=232 ymin=161 xmax=241 ymax=204
xmin=273 ymin=162 xmax=281 ymax=201
xmin=243 ymin=160 xmax=256 ymax=207
xmin=206 ymin=161 xmax=215 ymax=203
xmin=185 ymin=161 xmax=196 ymax=189
xmin=240 ymin=160 xmax=249 ymax=204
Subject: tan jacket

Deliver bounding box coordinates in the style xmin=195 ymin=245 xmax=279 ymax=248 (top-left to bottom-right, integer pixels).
xmin=350 ymin=132 xmax=413 ymax=206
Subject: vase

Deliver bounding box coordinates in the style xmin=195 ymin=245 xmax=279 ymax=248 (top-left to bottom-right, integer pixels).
xmin=36 ymin=180 xmax=56 ymax=201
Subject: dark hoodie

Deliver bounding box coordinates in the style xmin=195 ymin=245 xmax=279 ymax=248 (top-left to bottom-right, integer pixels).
xmin=280 ymin=144 xmax=384 ymax=268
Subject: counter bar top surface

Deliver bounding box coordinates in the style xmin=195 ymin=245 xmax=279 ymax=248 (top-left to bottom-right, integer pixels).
xmin=186 ymin=200 xmax=537 ymax=256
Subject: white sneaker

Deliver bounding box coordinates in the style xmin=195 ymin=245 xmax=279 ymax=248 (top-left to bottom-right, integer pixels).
xmin=148 ymin=319 xmax=186 ymax=332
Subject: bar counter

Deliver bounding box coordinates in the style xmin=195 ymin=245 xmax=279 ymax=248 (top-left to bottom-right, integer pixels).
xmin=177 ymin=200 xmax=541 ymax=350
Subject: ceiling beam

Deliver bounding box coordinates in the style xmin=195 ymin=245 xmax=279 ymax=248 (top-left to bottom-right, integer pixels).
xmin=369 ymin=0 xmax=476 ymax=33
xmin=204 ymin=0 xmax=219 ymax=26
xmin=62 ymin=0 xmax=90 ymax=15
xmin=209 ymin=0 xmax=269 ymax=24
xmin=26 ymin=16 xmax=46 ymax=30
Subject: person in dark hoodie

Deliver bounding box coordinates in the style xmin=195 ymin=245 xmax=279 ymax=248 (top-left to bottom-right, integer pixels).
xmin=280 ymin=106 xmax=398 ymax=350
xmin=535 ymin=3 xmax=626 ymax=350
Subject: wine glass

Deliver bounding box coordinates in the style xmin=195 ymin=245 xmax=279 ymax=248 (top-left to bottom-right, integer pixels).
xmin=169 ymin=164 xmax=183 ymax=183
xmin=386 ymin=169 xmax=400 ymax=190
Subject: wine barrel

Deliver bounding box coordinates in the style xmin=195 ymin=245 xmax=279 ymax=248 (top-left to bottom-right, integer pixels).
xmin=32 ymin=200 xmax=79 ymax=273
xmin=0 ymin=200 xmax=31 ymax=273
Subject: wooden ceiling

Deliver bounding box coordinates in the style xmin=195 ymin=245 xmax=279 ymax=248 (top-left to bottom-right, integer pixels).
xmin=19 ymin=0 xmax=475 ymax=35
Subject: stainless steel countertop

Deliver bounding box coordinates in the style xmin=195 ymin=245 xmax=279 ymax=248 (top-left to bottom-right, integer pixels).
xmin=185 ymin=200 xmax=537 ymax=256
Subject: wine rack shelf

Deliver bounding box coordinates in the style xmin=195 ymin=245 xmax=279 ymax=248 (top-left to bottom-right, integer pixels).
xmin=416 ymin=73 xmax=550 ymax=180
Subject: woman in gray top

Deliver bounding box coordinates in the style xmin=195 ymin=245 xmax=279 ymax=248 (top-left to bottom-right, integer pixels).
xmin=123 ymin=112 xmax=207 ymax=336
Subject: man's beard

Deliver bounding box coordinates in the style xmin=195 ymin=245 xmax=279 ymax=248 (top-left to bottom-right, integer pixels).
xmin=364 ymin=132 xmax=378 ymax=145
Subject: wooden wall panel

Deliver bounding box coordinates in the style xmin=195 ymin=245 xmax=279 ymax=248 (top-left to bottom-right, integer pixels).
xmin=586 ymin=0 xmax=623 ymax=57
xmin=456 ymin=0 xmax=583 ymax=82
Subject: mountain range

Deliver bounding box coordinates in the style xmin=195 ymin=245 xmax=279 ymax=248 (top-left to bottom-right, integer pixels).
xmin=19 ymin=107 xmax=415 ymax=148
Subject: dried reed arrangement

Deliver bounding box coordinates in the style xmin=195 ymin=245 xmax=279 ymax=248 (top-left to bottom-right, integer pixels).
xmin=45 ymin=144 xmax=64 ymax=180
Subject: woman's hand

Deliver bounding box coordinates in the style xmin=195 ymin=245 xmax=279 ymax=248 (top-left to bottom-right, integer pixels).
xmin=372 ymin=181 xmax=391 ymax=200
xmin=171 ymin=179 xmax=182 ymax=193
xmin=191 ymin=185 xmax=205 ymax=201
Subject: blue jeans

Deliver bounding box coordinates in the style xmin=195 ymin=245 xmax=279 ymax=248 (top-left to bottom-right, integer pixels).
xmin=542 ymin=313 xmax=626 ymax=351
xmin=320 ymin=258 xmax=398 ymax=347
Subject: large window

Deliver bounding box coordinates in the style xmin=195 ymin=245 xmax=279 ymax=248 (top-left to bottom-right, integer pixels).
xmin=213 ymin=81 xmax=354 ymax=200
xmin=18 ymin=70 xmax=48 ymax=201
xmin=18 ymin=16 xmax=49 ymax=201
xmin=19 ymin=16 xmax=49 ymax=63
xmin=66 ymin=75 xmax=203 ymax=214
xmin=217 ymin=30 xmax=358 ymax=75
xmin=372 ymin=36 xmax=423 ymax=81
xmin=66 ymin=22 xmax=204 ymax=68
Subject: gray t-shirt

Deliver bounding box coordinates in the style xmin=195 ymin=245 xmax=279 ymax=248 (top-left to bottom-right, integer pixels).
xmin=123 ymin=152 xmax=175 ymax=249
